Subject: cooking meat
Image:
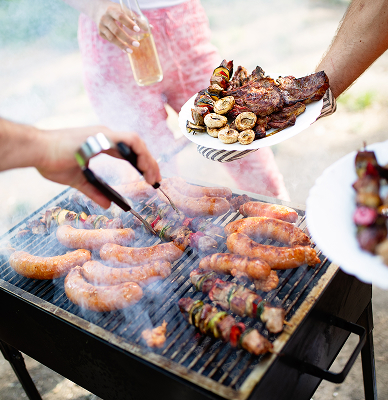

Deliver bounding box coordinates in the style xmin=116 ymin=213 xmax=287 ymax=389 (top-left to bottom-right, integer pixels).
xmin=169 ymin=177 xmax=232 ymax=200
xmin=9 ymin=249 xmax=91 ymax=280
xmin=190 ymin=270 xmax=285 ymax=334
xmin=239 ymin=201 xmax=299 ymax=223
xmin=254 ymin=270 xmax=279 ymax=292
xmin=81 ymin=260 xmax=171 ymax=286
xmin=141 ymin=321 xmax=168 ymax=348
xmin=56 ymin=225 xmax=135 ymax=250
xmin=226 ymin=232 xmax=320 ymax=269
xmin=178 ymin=297 xmax=273 ymax=355
xmin=157 ymin=179 xmax=230 ymax=217
xmin=229 ymin=195 xmax=251 ymax=212
xmin=224 ymin=217 xmax=310 ymax=246
xmin=198 ymin=253 xmax=271 ymax=281
xmin=64 ymin=266 xmax=142 ymax=312
xmin=100 ymin=242 xmax=184 ymax=267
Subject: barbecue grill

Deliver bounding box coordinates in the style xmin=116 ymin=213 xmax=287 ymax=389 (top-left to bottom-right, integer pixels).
xmin=0 ymin=181 xmax=377 ymax=400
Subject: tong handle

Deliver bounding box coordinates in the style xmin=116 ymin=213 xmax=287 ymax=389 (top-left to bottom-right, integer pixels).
xmin=117 ymin=142 xmax=160 ymax=189
xmin=83 ymin=168 xmax=131 ymax=212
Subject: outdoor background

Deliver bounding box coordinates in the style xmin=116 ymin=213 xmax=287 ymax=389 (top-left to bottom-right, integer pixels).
xmin=1 ymin=0 xmax=388 ymax=399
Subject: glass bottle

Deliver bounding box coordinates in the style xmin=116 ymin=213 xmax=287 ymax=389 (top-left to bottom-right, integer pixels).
xmin=120 ymin=0 xmax=163 ymax=86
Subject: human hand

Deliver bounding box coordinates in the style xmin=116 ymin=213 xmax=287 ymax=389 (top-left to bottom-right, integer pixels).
xmin=37 ymin=125 xmax=162 ymax=208
xmin=94 ymin=1 xmax=143 ymax=54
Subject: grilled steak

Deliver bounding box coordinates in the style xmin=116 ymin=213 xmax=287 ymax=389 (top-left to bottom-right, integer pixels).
xmin=276 ymin=71 xmax=329 ymax=106
xmin=267 ymin=102 xmax=306 ymax=130
xmin=223 ymin=77 xmax=284 ymax=117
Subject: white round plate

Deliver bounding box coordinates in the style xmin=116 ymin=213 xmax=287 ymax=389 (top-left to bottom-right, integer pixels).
xmin=306 ymin=140 xmax=388 ymax=289
xmin=178 ymin=93 xmax=323 ymax=150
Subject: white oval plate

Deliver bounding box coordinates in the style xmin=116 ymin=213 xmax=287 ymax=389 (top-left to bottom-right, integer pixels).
xmin=306 ymin=140 xmax=388 ymax=289
xmin=178 ymin=93 xmax=323 ymax=150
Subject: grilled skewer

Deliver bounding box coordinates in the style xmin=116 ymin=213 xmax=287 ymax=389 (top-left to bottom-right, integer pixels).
xmin=353 ymin=149 xmax=387 ymax=253
xmin=190 ymin=269 xmax=285 ymax=334
xmin=143 ymin=204 xmax=219 ymax=254
xmin=178 ymin=297 xmax=273 ymax=356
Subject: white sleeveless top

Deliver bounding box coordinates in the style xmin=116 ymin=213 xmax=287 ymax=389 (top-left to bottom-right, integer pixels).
xmin=113 ymin=0 xmax=187 ymax=10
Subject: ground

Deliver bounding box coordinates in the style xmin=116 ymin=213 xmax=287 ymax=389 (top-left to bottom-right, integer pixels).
xmin=1 ymin=0 xmax=388 ymax=399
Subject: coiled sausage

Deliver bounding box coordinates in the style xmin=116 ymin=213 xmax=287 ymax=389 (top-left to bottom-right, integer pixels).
xmin=226 ymin=232 xmax=320 ymax=269
xmin=82 ymin=260 xmax=171 ymax=286
xmin=224 ymin=217 xmax=310 ymax=246
xmin=198 ymin=253 xmax=271 ymax=280
xmin=65 ymin=266 xmax=143 ymax=312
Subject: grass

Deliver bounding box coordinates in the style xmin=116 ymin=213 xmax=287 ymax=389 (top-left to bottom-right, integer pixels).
xmin=337 ymin=91 xmax=377 ymax=112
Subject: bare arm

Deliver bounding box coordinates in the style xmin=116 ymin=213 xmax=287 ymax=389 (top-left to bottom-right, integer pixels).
xmin=316 ymin=0 xmax=388 ymax=98
xmin=0 ymin=118 xmax=162 ymax=208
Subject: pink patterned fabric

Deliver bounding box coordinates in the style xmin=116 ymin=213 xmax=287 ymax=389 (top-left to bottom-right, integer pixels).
xmin=77 ymin=0 xmax=289 ymax=199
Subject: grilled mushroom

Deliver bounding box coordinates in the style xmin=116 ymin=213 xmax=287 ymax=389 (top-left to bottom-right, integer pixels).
xmin=235 ymin=112 xmax=257 ymax=131
xmin=204 ymin=113 xmax=228 ymax=129
xmin=207 ymin=126 xmax=221 ymax=138
xmin=238 ymin=130 xmax=255 ymax=145
xmin=218 ymin=128 xmax=239 ymax=144
xmin=186 ymin=121 xmax=207 ymax=134
xmin=213 ymin=96 xmax=235 ymax=115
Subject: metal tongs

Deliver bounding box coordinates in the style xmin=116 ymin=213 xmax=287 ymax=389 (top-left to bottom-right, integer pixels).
xmin=75 ymin=133 xmax=177 ymax=235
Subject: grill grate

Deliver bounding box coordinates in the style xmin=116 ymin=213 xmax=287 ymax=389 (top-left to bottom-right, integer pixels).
xmin=0 ymin=187 xmax=331 ymax=395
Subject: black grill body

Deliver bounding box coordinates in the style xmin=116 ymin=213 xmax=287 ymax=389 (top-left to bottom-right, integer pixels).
xmin=0 ymin=186 xmax=376 ymax=400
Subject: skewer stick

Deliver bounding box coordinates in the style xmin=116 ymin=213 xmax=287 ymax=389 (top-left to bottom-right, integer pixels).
xmin=283 ymin=320 xmax=292 ymax=327
xmin=214 ymin=234 xmax=225 ymax=239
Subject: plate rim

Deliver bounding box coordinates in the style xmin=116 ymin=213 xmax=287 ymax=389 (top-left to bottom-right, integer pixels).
xmin=306 ymin=140 xmax=388 ymax=289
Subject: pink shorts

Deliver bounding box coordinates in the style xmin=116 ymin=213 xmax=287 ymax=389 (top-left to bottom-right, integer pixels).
xmin=78 ymin=0 xmax=289 ymax=199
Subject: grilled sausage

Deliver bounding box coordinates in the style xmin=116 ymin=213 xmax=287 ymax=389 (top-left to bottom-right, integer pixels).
xmin=226 ymin=232 xmax=320 ymax=269
xmin=169 ymin=177 xmax=233 ymax=200
xmin=239 ymin=201 xmax=298 ymax=223
xmin=9 ymin=249 xmax=91 ymax=280
xmin=113 ymin=180 xmax=156 ymax=202
xmin=158 ymin=180 xmax=230 ymax=217
xmin=82 ymin=260 xmax=171 ymax=286
xmin=199 ymin=253 xmax=271 ymax=280
xmin=64 ymin=266 xmax=142 ymax=312
xmin=100 ymin=242 xmax=184 ymax=267
xmin=56 ymin=225 xmax=135 ymax=250
xmin=224 ymin=217 xmax=310 ymax=246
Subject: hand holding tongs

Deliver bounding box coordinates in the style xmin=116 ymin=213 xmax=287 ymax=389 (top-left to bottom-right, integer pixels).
xmin=75 ymin=133 xmax=178 ymax=236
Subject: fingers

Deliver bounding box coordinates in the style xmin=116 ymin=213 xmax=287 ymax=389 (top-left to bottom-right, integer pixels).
xmin=100 ymin=17 xmax=140 ymax=52
xmin=98 ymin=4 xmax=142 ymax=53
xmin=107 ymin=131 xmax=162 ymax=186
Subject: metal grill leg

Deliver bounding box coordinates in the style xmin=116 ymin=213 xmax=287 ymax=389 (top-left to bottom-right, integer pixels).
xmin=358 ymin=302 xmax=377 ymax=400
xmin=0 ymin=340 xmax=42 ymax=400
